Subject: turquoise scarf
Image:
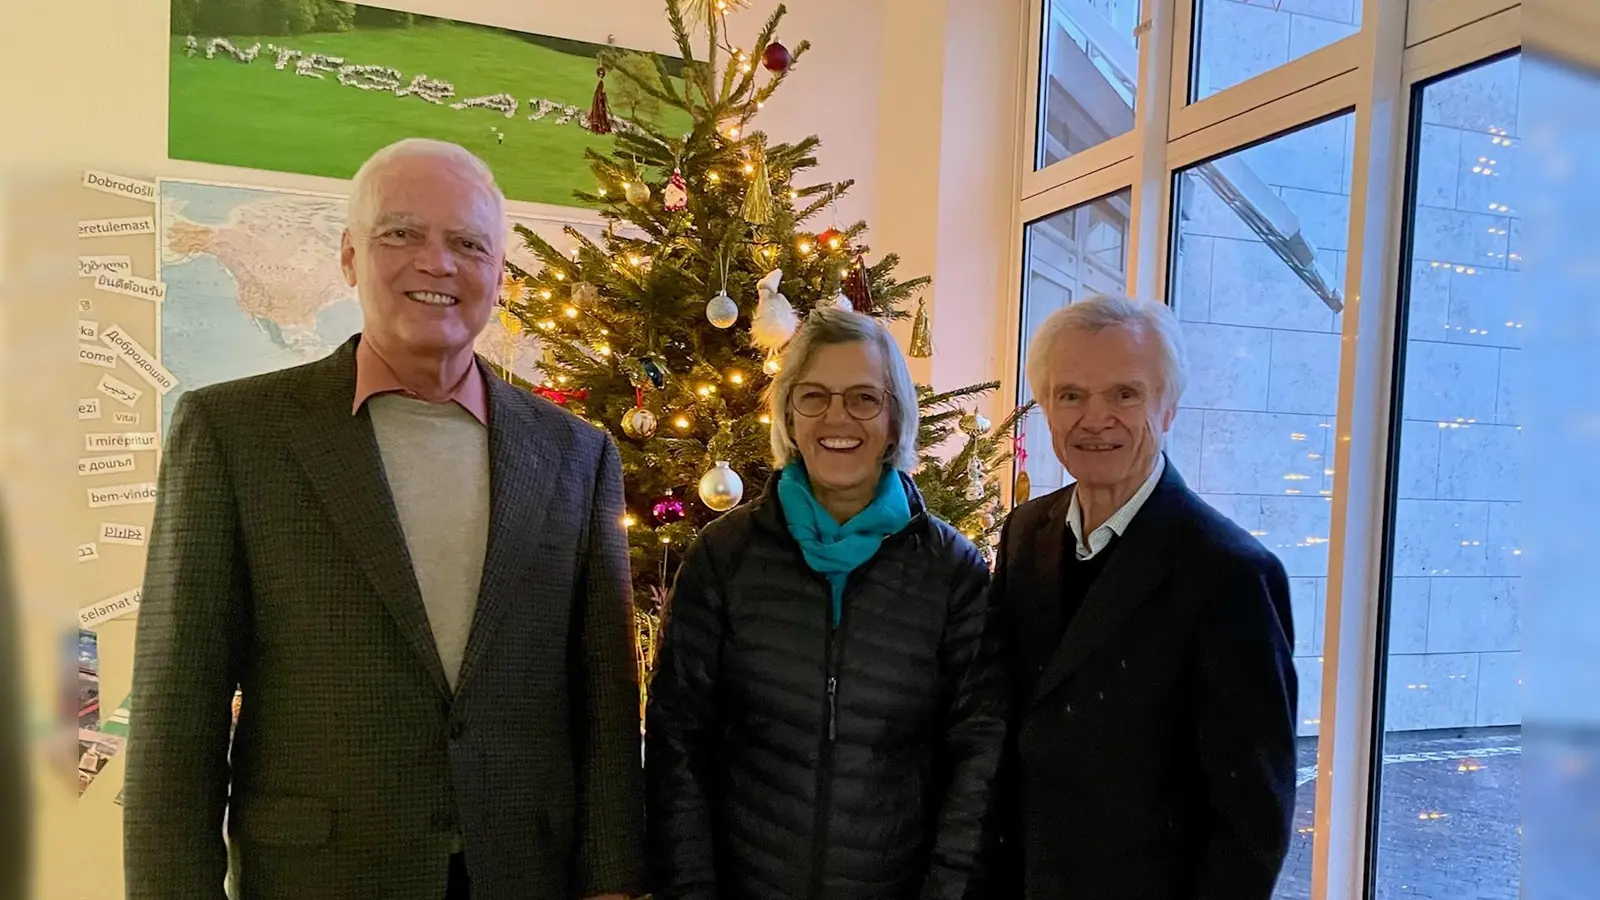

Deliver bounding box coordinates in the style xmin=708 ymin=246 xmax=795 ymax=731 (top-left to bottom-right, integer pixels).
xmin=777 ymin=465 xmax=912 ymax=627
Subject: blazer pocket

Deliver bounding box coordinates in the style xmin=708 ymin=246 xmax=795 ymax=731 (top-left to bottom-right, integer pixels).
xmin=233 ymin=795 xmax=334 ymax=847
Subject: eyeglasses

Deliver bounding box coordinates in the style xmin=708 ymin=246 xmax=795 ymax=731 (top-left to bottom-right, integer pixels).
xmin=788 ymin=383 xmax=891 ymax=421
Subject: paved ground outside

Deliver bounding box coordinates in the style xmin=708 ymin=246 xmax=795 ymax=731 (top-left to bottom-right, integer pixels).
xmin=1274 ymin=728 xmax=1524 ymax=900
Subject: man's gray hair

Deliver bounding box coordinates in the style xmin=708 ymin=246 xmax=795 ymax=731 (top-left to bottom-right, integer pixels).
xmin=346 ymin=138 xmax=506 ymax=247
xmin=1024 ymin=293 xmax=1189 ymax=408
xmin=766 ymin=307 xmax=920 ymax=472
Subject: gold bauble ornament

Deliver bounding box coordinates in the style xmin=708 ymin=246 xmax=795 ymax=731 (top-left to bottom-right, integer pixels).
xmin=1013 ymin=468 xmax=1032 ymax=505
xmin=624 ymin=180 xmax=651 ymax=205
xmin=698 ymin=460 xmax=744 ymax=512
xmin=621 ymin=406 xmax=657 ymax=440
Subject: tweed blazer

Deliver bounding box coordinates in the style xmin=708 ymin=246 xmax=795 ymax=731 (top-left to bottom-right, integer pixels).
xmin=123 ymin=337 xmax=645 ymax=900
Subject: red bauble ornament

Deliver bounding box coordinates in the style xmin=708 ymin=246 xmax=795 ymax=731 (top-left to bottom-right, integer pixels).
xmin=817 ymin=228 xmax=845 ymax=251
xmin=762 ymin=41 xmax=792 ymax=73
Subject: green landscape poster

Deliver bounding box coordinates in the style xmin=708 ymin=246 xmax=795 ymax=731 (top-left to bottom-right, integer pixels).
xmin=168 ymin=0 xmax=688 ymax=208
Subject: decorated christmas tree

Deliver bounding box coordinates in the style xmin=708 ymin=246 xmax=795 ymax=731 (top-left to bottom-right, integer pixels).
xmin=501 ymin=0 xmax=1029 ymax=685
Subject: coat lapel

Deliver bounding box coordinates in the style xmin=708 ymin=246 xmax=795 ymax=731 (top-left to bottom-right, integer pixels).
xmin=1030 ymin=462 xmax=1187 ymax=706
xmin=453 ymin=373 xmax=571 ymax=692
xmin=1017 ymin=490 xmax=1072 ymax=678
xmin=289 ymin=339 xmax=453 ymax=700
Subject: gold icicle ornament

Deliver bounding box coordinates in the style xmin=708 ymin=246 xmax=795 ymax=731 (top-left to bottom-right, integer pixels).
xmin=908 ymin=296 xmax=933 ymax=358
xmin=742 ymin=144 xmax=774 ymax=227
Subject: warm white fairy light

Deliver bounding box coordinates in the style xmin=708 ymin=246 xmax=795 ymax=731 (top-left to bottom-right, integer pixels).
xmin=564 ymin=306 xmax=579 ymax=318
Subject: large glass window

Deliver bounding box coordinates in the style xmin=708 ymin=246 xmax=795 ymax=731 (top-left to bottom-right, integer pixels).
xmin=1016 ymin=189 xmax=1133 ymax=494
xmin=1191 ymin=0 xmax=1361 ymax=101
xmin=1373 ymin=53 xmax=1524 ymax=900
xmin=1168 ymin=112 xmax=1356 ymax=900
xmin=1037 ymin=0 xmax=1141 ymax=168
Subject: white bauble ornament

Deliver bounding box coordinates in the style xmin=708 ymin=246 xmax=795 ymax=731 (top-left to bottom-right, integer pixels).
xmin=750 ymin=268 xmax=798 ymax=350
xmin=706 ymin=290 xmax=739 ymax=328
xmin=831 ymin=292 xmax=854 ymax=311
xmin=698 ymin=460 xmax=744 ymax=512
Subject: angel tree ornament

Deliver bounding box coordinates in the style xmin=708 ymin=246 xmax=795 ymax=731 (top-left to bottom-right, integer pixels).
xmin=750 ymin=268 xmax=798 ymax=351
xmin=663 ymin=169 xmax=689 ymax=212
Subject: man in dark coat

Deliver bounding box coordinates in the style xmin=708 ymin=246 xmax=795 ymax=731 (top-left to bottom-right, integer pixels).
xmin=123 ymin=139 xmax=643 ymax=900
xmin=993 ymin=293 xmax=1298 ymax=900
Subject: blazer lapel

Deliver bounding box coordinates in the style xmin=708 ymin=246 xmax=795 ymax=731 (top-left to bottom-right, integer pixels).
xmin=289 ymin=339 xmax=452 ymax=700
xmin=1017 ymin=490 xmax=1072 ymax=678
xmin=454 ymin=374 xmax=571 ymax=692
xmin=1031 ymin=463 xmax=1187 ymax=706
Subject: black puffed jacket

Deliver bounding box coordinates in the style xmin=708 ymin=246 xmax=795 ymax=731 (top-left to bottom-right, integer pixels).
xmin=644 ymin=470 xmax=1007 ymax=900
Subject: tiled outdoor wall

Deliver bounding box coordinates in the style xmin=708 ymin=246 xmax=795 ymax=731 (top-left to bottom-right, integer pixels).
xmin=1193 ymin=0 xmax=1361 ymax=99
xmin=1168 ymin=114 xmax=1352 ymax=738
xmin=1171 ymin=59 xmax=1522 ymax=736
xmin=1385 ymin=57 xmax=1522 ymax=733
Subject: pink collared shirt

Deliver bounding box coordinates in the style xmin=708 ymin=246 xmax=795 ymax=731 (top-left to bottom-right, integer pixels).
xmin=351 ymin=336 xmax=489 ymax=427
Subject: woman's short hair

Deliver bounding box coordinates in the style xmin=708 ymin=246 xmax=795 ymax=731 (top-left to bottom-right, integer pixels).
xmin=1024 ymin=293 xmax=1189 ymax=409
xmin=766 ymin=307 xmax=920 ymax=472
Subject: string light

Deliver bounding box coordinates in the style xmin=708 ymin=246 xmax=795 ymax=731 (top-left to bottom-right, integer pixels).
xmin=696 ymin=385 xmax=713 ymax=398
xmin=538 ymin=320 xmax=556 ymax=331
xmin=597 ymin=344 xmax=612 ymax=356
xmin=673 ymin=415 xmax=691 ymax=430
xmin=622 ymin=513 xmax=638 ymax=527
xmin=660 ymin=535 xmax=672 ymax=544
xmin=564 ymin=306 xmax=579 ymax=318
xmin=709 ymin=171 xmax=721 ymax=182
xmin=798 ymin=241 xmax=813 ymax=255
xmin=628 ymin=255 xmax=643 ymax=266
xmin=554 ymin=272 xmax=567 ymax=281
xmin=758 ymin=413 xmax=771 ymax=424
xmin=763 ymin=356 xmax=781 ymax=376
xmin=744 ymin=163 xmax=756 ymax=175
xmin=826 ymin=233 xmax=843 ymax=249
xmin=788 ymin=189 xmax=798 ymax=200
xmin=598 ymin=187 xmax=608 ymax=196
xmin=540 ymin=290 xmax=553 ymax=300
xmin=728 ymin=370 xmax=746 ymax=385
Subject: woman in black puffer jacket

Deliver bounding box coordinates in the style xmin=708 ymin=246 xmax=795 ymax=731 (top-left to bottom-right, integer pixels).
xmin=644 ymin=308 xmax=1007 ymax=900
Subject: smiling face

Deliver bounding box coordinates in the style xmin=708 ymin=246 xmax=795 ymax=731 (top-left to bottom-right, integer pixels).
xmin=789 ymin=340 xmax=894 ymax=497
xmin=1041 ymin=322 xmax=1176 ymax=498
xmin=339 ymin=152 xmax=505 ymax=360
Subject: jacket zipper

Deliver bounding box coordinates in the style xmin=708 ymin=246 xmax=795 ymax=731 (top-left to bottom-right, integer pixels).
xmin=809 ymin=585 xmax=843 ymax=900
xmin=788 ymin=512 xmax=922 ymax=900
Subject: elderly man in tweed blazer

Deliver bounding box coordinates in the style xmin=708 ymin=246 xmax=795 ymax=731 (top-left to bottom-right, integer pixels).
xmin=123 ymin=139 xmax=644 ymax=900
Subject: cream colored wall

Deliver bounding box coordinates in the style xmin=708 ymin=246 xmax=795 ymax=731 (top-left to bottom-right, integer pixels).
xmin=0 ymin=1 xmax=1020 ymax=897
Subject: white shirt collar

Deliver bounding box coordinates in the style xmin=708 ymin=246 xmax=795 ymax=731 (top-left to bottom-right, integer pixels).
xmin=1066 ymin=454 xmax=1165 ymax=560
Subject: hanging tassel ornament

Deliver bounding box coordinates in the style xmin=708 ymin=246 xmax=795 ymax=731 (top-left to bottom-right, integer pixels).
xmin=842 ymin=254 xmax=872 ymax=312
xmin=663 ymin=168 xmax=688 ymax=212
xmin=585 ymin=65 xmax=613 ymax=135
xmin=742 ymin=144 xmax=774 ymax=227
xmin=1012 ymin=433 xmax=1032 ymax=505
xmin=908 ymin=296 xmax=934 ymax=358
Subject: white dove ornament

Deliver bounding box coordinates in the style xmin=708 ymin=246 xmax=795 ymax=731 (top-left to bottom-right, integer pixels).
xmin=750 ymin=267 xmax=799 ymax=350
